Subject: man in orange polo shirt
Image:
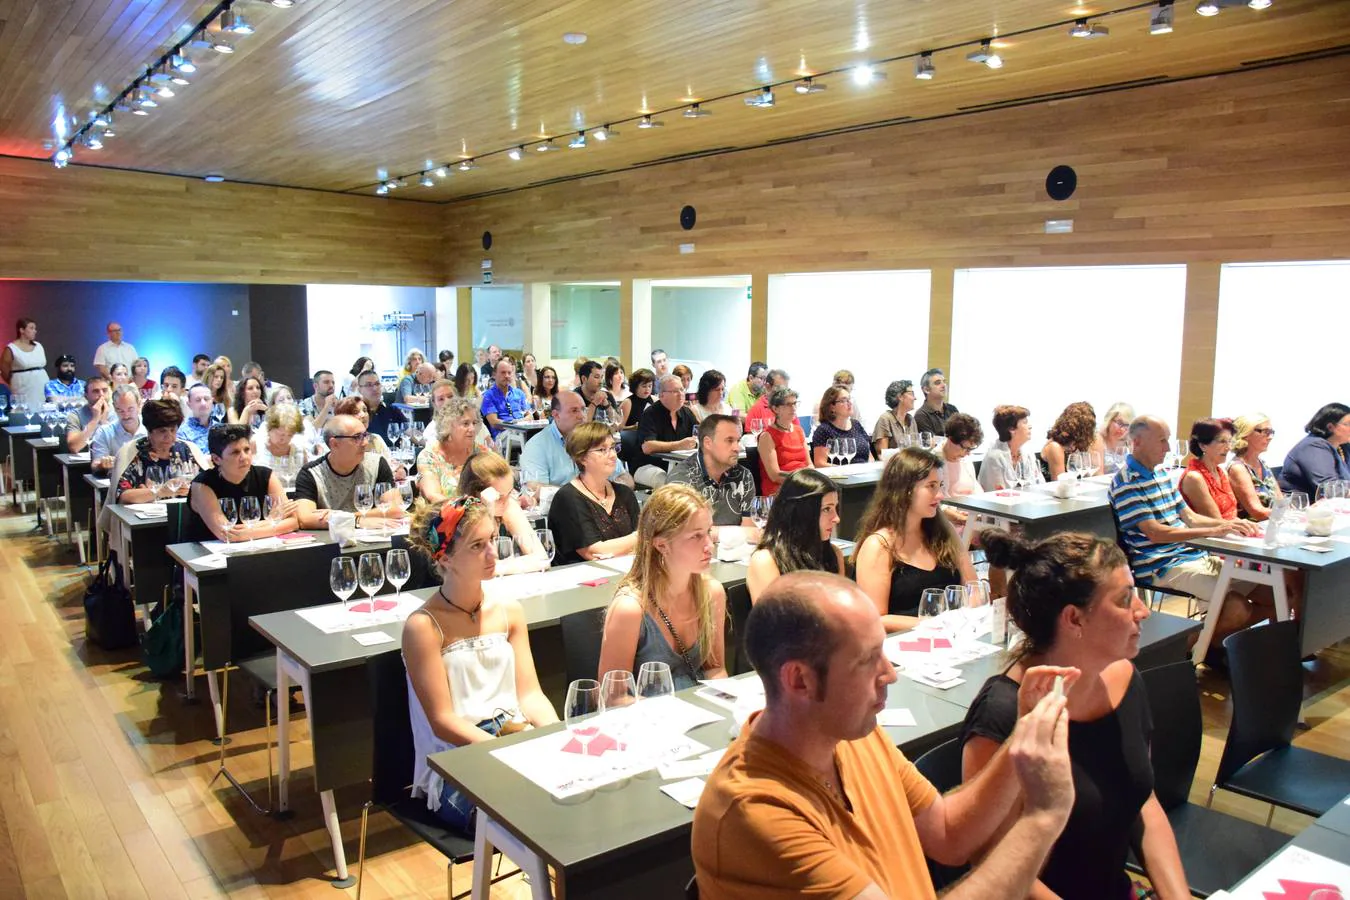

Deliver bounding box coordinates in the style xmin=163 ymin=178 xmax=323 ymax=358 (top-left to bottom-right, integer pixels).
xmin=692 ymin=572 xmax=1077 ymax=899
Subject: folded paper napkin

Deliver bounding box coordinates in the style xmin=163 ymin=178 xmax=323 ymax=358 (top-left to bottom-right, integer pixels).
xmin=328 ymin=510 xmax=357 ymax=547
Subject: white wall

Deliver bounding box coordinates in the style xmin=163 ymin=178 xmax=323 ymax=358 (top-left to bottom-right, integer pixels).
xmin=650 ymin=284 xmax=751 ymax=389
xmin=435 ymin=286 xmax=458 ymax=365
xmin=1213 ymin=261 xmax=1350 ymax=464
xmin=306 ymin=284 xmax=437 ymax=380
xmin=768 ymin=271 xmax=931 ymax=431
xmin=950 ymin=266 xmax=1186 ymax=447
xmin=550 ymin=284 xmax=621 ymax=362
xmin=470 ymin=285 xmax=525 ymax=350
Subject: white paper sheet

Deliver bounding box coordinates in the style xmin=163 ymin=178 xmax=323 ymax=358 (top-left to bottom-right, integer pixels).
xmin=659 ymin=777 xmax=707 ymax=809
xmin=824 ymin=461 xmax=885 ymax=479
xmin=590 ymin=554 xmax=636 ymax=574
xmin=658 ymin=750 xmax=726 ymax=781
xmin=1226 ymin=845 xmax=1350 ymax=899
xmin=193 ymin=554 xmax=227 ymax=570
xmin=351 ymin=631 xmax=397 ymax=646
xmin=200 ymin=537 xmax=285 ymax=555
xmin=877 ymin=708 xmax=918 ymax=727
xmin=295 ymin=594 xmax=427 ymax=634
xmin=978 ymin=491 xmax=1057 ymax=507
xmin=481 ymin=564 xmax=615 ymax=603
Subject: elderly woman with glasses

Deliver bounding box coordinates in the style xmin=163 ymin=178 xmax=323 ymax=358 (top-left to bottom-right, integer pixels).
xmin=757 ymin=386 xmax=810 ymax=497
xmin=1180 ymin=418 xmax=1239 ymax=520
xmin=547 ymin=421 xmax=640 ymax=565
xmin=418 ymin=398 xmax=483 ymax=505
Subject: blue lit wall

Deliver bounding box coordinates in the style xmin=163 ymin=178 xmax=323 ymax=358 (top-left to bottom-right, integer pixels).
xmin=0 ymin=280 xmax=252 ymax=381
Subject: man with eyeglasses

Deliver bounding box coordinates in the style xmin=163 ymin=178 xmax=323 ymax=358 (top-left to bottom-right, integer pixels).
xmin=356 ymin=369 xmax=407 ymax=445
xmin=635 ymin=374 xmax=699 ymax=488
xmin=519 ymin=391 xmax=634 ymax=492
xmin=727 ymin=362 xmax=768 ymax=416
xmin=293 ymin=414 xmax=403 ymax=528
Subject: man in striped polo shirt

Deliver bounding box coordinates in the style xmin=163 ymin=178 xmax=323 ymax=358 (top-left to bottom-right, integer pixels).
xmin=1110 ymin=415 xmax=1274 ymax=644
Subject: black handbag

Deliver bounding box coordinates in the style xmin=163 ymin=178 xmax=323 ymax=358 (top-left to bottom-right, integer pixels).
xmin=83 ymin=553 xmax=138 ymax=650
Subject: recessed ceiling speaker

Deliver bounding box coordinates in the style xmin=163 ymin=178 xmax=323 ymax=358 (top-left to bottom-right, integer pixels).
xmin=482 ymin=231 xmax=493 ymax=251
xmin=1045 ymin=165 xmax=1077 ymax=201
xmin=680 ymin=205 xmax=697 ymax=231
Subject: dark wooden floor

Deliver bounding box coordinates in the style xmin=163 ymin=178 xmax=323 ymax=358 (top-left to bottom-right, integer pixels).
xmin=0 ymin=508 xmax=1346 ymax=898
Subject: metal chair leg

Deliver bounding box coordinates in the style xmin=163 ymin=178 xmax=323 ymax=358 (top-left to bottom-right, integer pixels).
xmin=356 ymin=800 xmax=372 ymax=900
xmin=205 ymin=667 xmax=271 ymax=815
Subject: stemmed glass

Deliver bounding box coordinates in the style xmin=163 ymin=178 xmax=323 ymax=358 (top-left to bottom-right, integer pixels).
xmin=1288 ymin=491 xmax=1309 ymax=521
xmin=564 ymin=678 xmax=602 ymax=758
xmin=354 ymin=484 xmax=374 ymax=521
xmin=385 ymin=548 xmax=410 ymax=601
xmin=398 ymin=480 xmax=415 ymax=514
xmin=535 ymin=528 xmax=556 ymax=566
xmin=826 ymin=438 xmax=840 ymax=466
xmin=330 ymin=556 xmax=358 ymax=617
xmin=918 ymin=588 xmax=945 ymax=623
xmin=751 ymin=496 xmax=773 ymax=530
xmin=144 ymin=464 xmax=164 ymax=499
xmin=239 ymin=496 xmax=262 ymax=548
xmin=1067 ymin=452 xmax=1085 ymax=481
xmin=373 ymin=481 xmax=394 ymax=517
xmin=635 ymin=661 xmax=675 ymax=751
xmin=841 ymin=437 xmax=856 ymax=464
xmin=357 ymin=551 xmax=385 ymax=612
xmin=495 ymin=537 xmax=515 ymax=570
xmin=219 ymin=497 xmax=237 ymax=543
xmin=964 ymin=580 xmax=991 ymax=608
xmin=944 ymin=584 xmax=965 ymax=613
xmin=600 ymin=670 xmax=638 ymax=760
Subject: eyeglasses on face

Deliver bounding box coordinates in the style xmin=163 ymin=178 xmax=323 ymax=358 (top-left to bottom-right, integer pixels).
xmin=331 ymin=432 xmax=368 ymax=442
xmin=1252 ymin=427 xmax=1275 ymax=435
xmin=588 ymin=444 xmax=618 ymax=456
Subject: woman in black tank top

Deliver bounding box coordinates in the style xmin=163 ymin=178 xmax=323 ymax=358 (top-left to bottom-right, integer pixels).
xmin=746 ymin=469 xmax=847 ymax=604
xmin=185 ymin=423 xmax=298 ymax=543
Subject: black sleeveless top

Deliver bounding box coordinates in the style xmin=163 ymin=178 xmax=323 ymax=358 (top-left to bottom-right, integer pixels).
xmin=185 ymin=465 xmax=273 ymax=543
xmin=887 ymin=559 xmax=961 ymax=617
xmin=961 ymin=670 xmax=1154 ymax=900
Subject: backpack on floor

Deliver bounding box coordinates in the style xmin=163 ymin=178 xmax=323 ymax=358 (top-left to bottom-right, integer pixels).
xmin=83 ymin=553 xmax=138 ymax=650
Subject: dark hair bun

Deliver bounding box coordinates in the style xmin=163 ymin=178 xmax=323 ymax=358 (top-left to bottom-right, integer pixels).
xmin=980 ymin=530 xmax=1035 ymax=571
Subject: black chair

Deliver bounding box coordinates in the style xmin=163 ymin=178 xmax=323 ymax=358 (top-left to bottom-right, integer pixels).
xmin=559 ymin=607 xmax=606 ymax=685
xmin=742 ymin=445 xmax=763 ymax=497
xmin=1129 ymin=661 xmax=1288 ymax=897
xmin=1212 ymin=620 xmax=1350 ymax=820
xmin=355 ymin=653 xmax=513 ymax=900
xmin=724 ymin=581 xmax=753 ymax=677
xmin=392 ymin=533 xmax=439 ymax=592
xmin=618 ymin=428 xmax=641 ymax=472
xmin=912 ymin=738 xmax=969 ymax=890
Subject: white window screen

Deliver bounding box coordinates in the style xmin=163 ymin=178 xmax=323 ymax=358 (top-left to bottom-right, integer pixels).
xmin=1213 ymin=261 xmax=1350 ymax=464
xmin=768 ymin=271 xmax=931 ymax=431
xmin=950 ymin=266 xmax=1186 ymax=446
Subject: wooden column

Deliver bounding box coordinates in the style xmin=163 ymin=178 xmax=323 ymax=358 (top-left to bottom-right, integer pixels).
xmin=625 ymin=279 xmax=653 ymax=372
xmin=522 ymin=283 xmax=551 ymax=361
xmin=750 ymin=271 xmax=769 ymax=364
xmin=1178 ymin=261 xmax=1221 ymax=430
xmin=928 ymin=266 xmax=955 ymax=382
xmin=456 ymin=286 xmax=474 ymax=364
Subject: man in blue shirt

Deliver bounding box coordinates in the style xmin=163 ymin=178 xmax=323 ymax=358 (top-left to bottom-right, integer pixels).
xmin=177 ymin=383 xmax=215 ymax=455
xmin=519 ymin=390 xmax=633 ymax=489
xmin=480 ymin=357 xmax=535 ymax=438
xmin=1109 ymin=415 xmax=1272 ymax=644
xmin=44 ymin=354 xmax=84 ymax=401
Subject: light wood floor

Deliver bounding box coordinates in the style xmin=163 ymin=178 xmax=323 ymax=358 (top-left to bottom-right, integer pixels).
xmin=0 ymin=507 xmax=1347 ymax=899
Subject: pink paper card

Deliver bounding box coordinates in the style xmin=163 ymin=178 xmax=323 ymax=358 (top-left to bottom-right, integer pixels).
xmin=898 ymin=638 xmax=931 ymax=653
xmin=349 ymin=599 xmax=398 ymax=613
xmin=933 ymin=638 xmax=953 ymax=649
xmin=561 ymin=728 xmax=624 ymax=755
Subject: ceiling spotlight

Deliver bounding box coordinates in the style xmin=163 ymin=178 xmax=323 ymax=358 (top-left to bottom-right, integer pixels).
xmin=637 ymin=115 xmax=663 ymax=128
xmin=434 ymin=166 xmax=448 ymax=177
xmin=1069 ymin=18 xmax=1110 ymax=37
xmin=53 ymin=147 xmax=70 ymax=168
xmin=508 ymin=146 xmax=523 ymax=160
xmin=794 ymin=77 xmax=826 ymax=94
xmin=112 ymin=98 xmax=131 ymax=113
xmin=593 ymin=124 xmax=615 ymax=140
xmin=91 ymin=110 xmax=111 ymax=128
xmin=457 ymin=159 xmax=477 ymax=171
xmin=150 ymin=67 xmax=172 ymax=84
xmin=270 ymin=0 xmax=296 ymax=7
xmin=683 ymin=103 xmax=712 ymax=118
xmin=203 ymin=174 xmax=225 ymax=182
xmin=155 ymin=82 xmax=175 ymax=99
xmin=172 ymin=52 xmax=197 ymax=74
xmin=569 ymin=131 xmax=587 ymax=148
xmin=420 ymin=174 xmax=435 ymax=187
xmin=1150 ymin=1 xmax=1175 ymax=33
xmin=1248 ymin=0 xmax=1271 ymax=7
xmin=1195 ymin=0 xmax=1219 ymax=15
xmin=562 ymin=32 xmax=587 ymax=44
xmin=851 ymin=64 xmax=886 ymax=86
xmin=135 ymin=86 xmax=158 ymax=108
xmin=536 ymin=139 xmax=560 ymax=152
xmin=220 ymin=9 xmax=254 ymax=35
xmin=967 ymin=40 xmax=1003 ymax=69
xmin=211 ymin=33 xmax=235 ymax=53
xmin=84 ymin=133 xmax=103 ymax=150
xmin=376 ymin=184 xmax=389 ymax=195
xmin=186 ymin=30 xmax=213 ymax=50
xmin=744 ymin=87 xmax=775 ymax=108
xmin=914 ymin=52 xmax=936 ymax=80
xmin=102 ymin=119 xmax=116 ymax=138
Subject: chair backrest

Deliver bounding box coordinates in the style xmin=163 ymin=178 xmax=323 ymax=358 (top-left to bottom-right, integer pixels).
xmin=743 ymin=445 xmax=763 ymax=496
xmin=618 ymin=428 xmax=641 ymax=470
xmin=368 ymin=650 xmax=416 ymax=805
xmin=559 ymin=606 xmax=606 ymax=685
xmin=725 ymin=580 xmax=753 ymax=676
xmin=1138 ymin=661 xmax=1202 ymax=810
xmin=1216 ymin=620 xmax=1302 ymax=786
xmin=913 ymin=737 xmax=964 ymax=793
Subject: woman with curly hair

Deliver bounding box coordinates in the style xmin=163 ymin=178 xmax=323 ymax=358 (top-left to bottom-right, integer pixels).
xmin=853 ymin=448 xmax=977 ymax=632
xmin=1041 ymin=401 xmax=1103 ymax=480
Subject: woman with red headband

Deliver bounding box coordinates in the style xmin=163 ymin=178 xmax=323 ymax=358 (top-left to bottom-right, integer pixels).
xmin=401 ymin=497 xmax=559 ymax=832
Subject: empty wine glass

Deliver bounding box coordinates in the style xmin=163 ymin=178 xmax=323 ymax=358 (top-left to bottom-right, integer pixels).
xmin=219 ymin=497 xmax=237 ymax=542
xmin=1067 ymin=452 xmax=1085 ymax=481
xmin=600 ymin=669 xmax=638 ymax=759
xmin=919 ymin=432 xmax=934 ymax=450
xmin=564 ymin=679 xmax=602 ymax=759
xmin=918 ymin=588 xmax=945 ymax=622
xmin=239 ymin=495 xmax=262 ymax=547
xmin=1288 ymin=491 xmax=1309 ymax=519
xmin=635 ymin=660 xmax=675 ymax=739
xmin=354 ymin=483 xmax=374 ymax=519
xmin=842 ymin=437 xmax=856 ymax=463
xmin=495 ymin=536 xmax=516 ymax=568
xmin=385 ymin=548 xmax=410 ymax=600
xmin=357 ymin=552 xmax=384 ymax=611
xmin=398 ymin=480 xmax=414 ymax=512
xmin=964 ymin=579 xmax=991 ymax=608
xmin=373 ymin=481 xmax=393 ymax=516
xmin=826 ymin=437 xmax=840 ymax=466
xmin=330 ymin=556 xmax=357 ymax=617
xmin=535 ymin=528 xmax=556 ymax=565
xmin=144 ymin=464 xmax=164 ymax=499
xmin=944 ymin=584 xmax=965 ymax=613
xmin=751 ymin=496 xmax=773 ymax=529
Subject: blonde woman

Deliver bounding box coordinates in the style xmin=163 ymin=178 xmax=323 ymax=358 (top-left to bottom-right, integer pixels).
xmin=253 ymin=403 xmax=309 ymax=483
xmin=456 ymin=452 xmax=548 ymax=574
xmin=418 ymin=399 xmax=482 ymax=504
xmin=597 ymin=483 xmax=728 ymax=690
xmin=402 ymin=497 xmax=558 ymax=831
xmin=1229 ymin=413 xmax=1283 ymax=521
xmin=1099 ymin=402 xmax=1135 ymax=473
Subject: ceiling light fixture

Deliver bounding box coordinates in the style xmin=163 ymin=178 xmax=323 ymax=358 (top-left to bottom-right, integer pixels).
xmin=508 ymin=146 xmax=523 ymax=160
xmin=593 ymin=124 xmax=615 ymax=140
xmin=1069 ymin=18 xmax=1110 ymax=37
xmin=914 ymin=52 xmax=936 ymax=80
xmin=220 ymin=9 xmax=255 ymax=35
xmin=135 ymin=86 xmax=158 ymax=108
xmin=204 ymin=174 xmax=225 ymax=182
xmin=744 ymin=86 xmax=775 ymax=108
xmin=420 ymin=174 xmax=435 ymax=187
xmin=967 ymin=39 xmax=1004 ymax=69
xmin=458 ymin=159 xmax=477 ymax=171
xmin=851 ymin=64 xmax=886 ymax=85
xmin=172 ymin=52 xmax=196 ymax=74
xmin=794 ymin=77 xmax=826 ymax=94
xmin=1150 ymin=1 xmax=1175 ymax=33
xmin=637 ymin=115 xmax=663 ymax=128
xmin=91 ymin=110 xmax=111 ymax=128
xmin=569 ymin=132 xmax=587 ymax=148
xmin=434 ymin=166 xmax=448 ymax=177
xmin=536 ymin=139 xmax=560 ymax=152
xmin=84 ymin=133 xmax=103 ymax=150
xmin=376 ymin=184 xmax=389 ymax=195
xmin=155 ymin=81 xmax=175 ymax=99
xmin=1247 ymin=0 xmax=1271 ymax=8
xmin=562 ymin=32 xmax=587 ymax=45
xmin=211 ymin=33 xmax=235 ymax=53
xmin=683 ymin=103 xmax=712 ymax=118
xmin=270 ymin=0 xmax=296 ymax=7
xmin=1195 ymin=0 xmax=1219 ymax=15
xmin=53 ymin=147 xmax=71 ymax=168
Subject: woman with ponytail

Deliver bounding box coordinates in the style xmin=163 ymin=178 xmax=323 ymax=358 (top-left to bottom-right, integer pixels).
xmin=401 ymin=497 xmax=558 ymax=832
xmin=960 ymin=529 xmax=1188 ymax=900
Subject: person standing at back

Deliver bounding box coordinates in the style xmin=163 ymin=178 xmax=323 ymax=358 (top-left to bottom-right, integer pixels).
xmin=1 ymin=318 xmax=47 ymax=410
xmin=93 ymin=321 xmax=138 ymax=380
xmin=913 ymin=367 xmax=958 ymax=437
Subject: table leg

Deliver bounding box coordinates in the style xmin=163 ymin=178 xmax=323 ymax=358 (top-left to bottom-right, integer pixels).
xmin=1191 ymin=557 xmax=1237 ymax=665
xmin=63 ymin=466 xmax=74 ymax=547
xmin=182 ymin=570 xmax=198 ymax=700
xmin=1270 ymin=563 xmax=1291 ymax=621
xmin=474 ymin=810 xmax=552 ymax=900
xmin=320 ymin=789 xmax=353 ymax=886
xmin=276 ymin=651 xmax=291 ymax=813
xmin=31 ymin=447 xmax=42 ymax=526
xmin=205 ymin=670 xmax=227 ymax=745
xmin=92 ymin=485 xmax=105 ymax=561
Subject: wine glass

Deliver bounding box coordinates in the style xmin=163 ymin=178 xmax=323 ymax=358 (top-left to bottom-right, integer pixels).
xmin=354 ymin=484 xmax=374 ymax=520
xmin=918 ymin=588 xmax=945 ymax=622
xmin=219 ymin=497 xmax=237 ymax=543
xmin=385 ymin=548 xmax=411 ymax=600
xmin=1067 ymin=452 xmax=1085 ymax=481
xmin=239 ymin=495 xmax=262 ymax=548
xmin=495 ymin=537 xmax=516 ymax=568
xmin=564 ymin=678 xmax=602 ymax=759
xmin=357 ymin=552 xmax=384 ymax=612
xmin=1288 ymin=491 xmax=1309 ymax=518
xmin=944 ymin=584 xmax=965 ymax=613
xmin=635 ymin=660 xmax=675 ymax=739
xmin=919 ymin=432 xmax=934 ymax=450
xmin=535 ymin=528 xmax=556 ymax=565
xmin=398 ymin=480 xmax=414 ymax=512
xmin=1086 ymin=450 xmax=1103 ymax=477
xmin=600 ymin=669 xmax=638 ymax=759
xmin=964 ymin=579 xmax=991 ymax=608
xmin=373 ymin=481 xmax=393 ymax=516
xmin=330 ymin=556 xmax=357 ymax=617
xmin=825 ymin=437 xmax=839 ymax=466
xmin=842 ymin=437 xmax=856 ymax=463
xmin=751 ymin=496 xmax=772 ymax=530
xmin=144 ymin=464 xmax=164 ymax=499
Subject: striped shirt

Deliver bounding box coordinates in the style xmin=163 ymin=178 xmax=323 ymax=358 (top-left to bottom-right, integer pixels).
xmin=1109 ymin=455 xmax=1207 ymax=580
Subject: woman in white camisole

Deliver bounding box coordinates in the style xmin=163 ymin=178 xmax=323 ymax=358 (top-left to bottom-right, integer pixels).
xmin=401 ymin=496 xmax=558 ymax=832
xmin=0 ymin=317 xmax=47 ymax=410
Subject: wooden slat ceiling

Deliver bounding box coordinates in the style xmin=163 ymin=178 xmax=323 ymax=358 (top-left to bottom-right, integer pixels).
xmin=3 ymin=0 xmax=1347 ymax=202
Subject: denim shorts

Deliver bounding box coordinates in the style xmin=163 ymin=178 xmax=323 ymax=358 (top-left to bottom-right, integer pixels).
xmin=433 ymin=713 xmax=509 ymax=833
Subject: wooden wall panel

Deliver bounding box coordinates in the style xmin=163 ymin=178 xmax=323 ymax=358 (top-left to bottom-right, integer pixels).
xmin=0 ymin=157 xmax=444 ymax=285
xmin=441 ymin=56 xmax=1350 ymax=284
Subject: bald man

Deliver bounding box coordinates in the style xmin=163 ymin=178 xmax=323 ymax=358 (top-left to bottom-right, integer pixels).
xmin=92 ymin=321 xmax=138 ymax=379
xmin=693 ymin=571 xmax=1078 ymax=900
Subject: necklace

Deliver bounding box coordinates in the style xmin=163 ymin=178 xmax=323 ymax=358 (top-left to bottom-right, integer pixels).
xmin=436 ymin=587 xmax=483 ymax=623
xmin=576 ymin=476 xmax=611 ymax=504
